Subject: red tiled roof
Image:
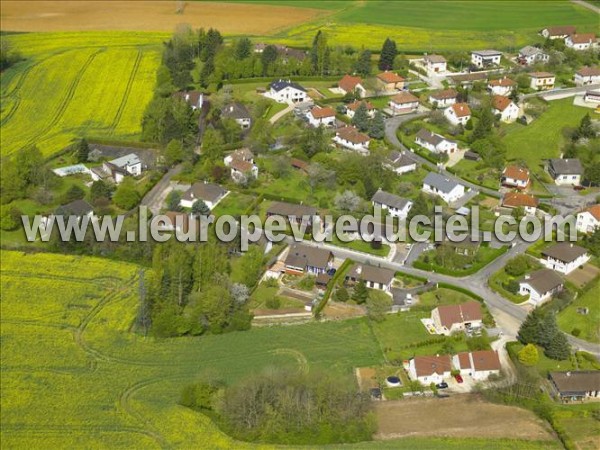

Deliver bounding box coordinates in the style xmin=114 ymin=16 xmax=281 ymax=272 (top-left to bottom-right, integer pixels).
xmin=413 ymin=355 xmax=452 ymax=377
xmin=577 ymin=66 xmax=600 ymax=77
xmin=436 ymin=302 xmax=482 ymax=329
xmin=502 ymin=192 xmax=539 ymax=208
xmin=489 ymin=77 xmax=516 ymax=87
xmin=339 ymin=74 xmax=363 ymax=92
xmin=230 ymin=159 xmax=254 ymax=173
xmin=336 ymin=126 xmax=370 ymax=144
xmin=429 ymin=89 xmax=458 ymax=100
xmin=569 ymin=33 xmax=596 ymax=44
xmin=450 ymin=103 xmax=471 ymax=118
xmin=542 ymin=25 xmax=576 ymax=37
xmin=377 ymin=71 xmax=405 ymax=83
xmin=470 ymin=350 xmax=501 ymax=371
xmin=310 ymin=106 xmax=336 ymax=119
xmin=391 ymin=91 xmax=419 ymax=105
xmin=529 ymin=72 xmax=555 ymax=78
xmin=347 ymin=100 xmax=374 ymax=111
xmin=502 ymin=165 xmax=530 ymax=182
xmin=492 ymin=95 xmax=513 ymax=112
xmin=584 ymin=204 xmax=600 ymax=221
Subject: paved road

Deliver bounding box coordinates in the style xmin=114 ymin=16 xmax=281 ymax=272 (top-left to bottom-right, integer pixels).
xmin=139 ymin=164 xmax=183 ymax=215
xmin=522 ymin=84 xmax=600 ymax=100
xmin=572 ymin=0 xmax=600 ymax=13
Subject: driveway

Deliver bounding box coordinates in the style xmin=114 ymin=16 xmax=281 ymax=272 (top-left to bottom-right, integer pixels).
xmin=139 ymin=165 xmax=184 ymax=215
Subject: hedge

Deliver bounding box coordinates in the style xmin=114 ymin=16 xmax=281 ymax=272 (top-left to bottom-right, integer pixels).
xmin=413 ymin=245 xmax=509 ymax=277
xmin=314 ymin=258 xmax=353 ymax=316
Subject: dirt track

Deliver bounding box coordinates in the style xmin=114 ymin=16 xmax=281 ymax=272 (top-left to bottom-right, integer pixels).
xmin=0 ymin=1 xmax=324 ymax=34
xmin=375 ymin=394 xmax=555 ymax=441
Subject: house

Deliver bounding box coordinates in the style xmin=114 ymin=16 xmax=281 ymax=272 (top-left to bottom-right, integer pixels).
xmin=229 ymin=159 xmax=258 ymax=184
xmin=266 ymin=201 xmax=318 ymax=229
xmin=424 ymin=54 xmax=447 ymax=73
xmin=517 ymin=46 xmax=549 ymax=66
xmin=90 ymin=153 xmax=142 ymax=184
xmin=518 ymin=269 xmax=564 ymax=305
xmin=345 ymin=100 xmax=375 ymax=119
xmin=440 ymin=234 xmax=481 ymax=257
xmin=574 ymin=67 xmax=600 ymax=86
xmin=471 ymin=50 xmax=502 ymax=68
xmin=408 ymin=355 xmax=452 ymax=384
xmin=291 ymin=158 xmax=309 ymax=173
xmin=454 ymin=350 xmax=501 ymax=380
xmin=388 ymin=91 xmax=420 ymax=114
xmin=488 ymin=77 xmax=516 ymax=96
xmin=307 ymin=106 xmax=336 ymax=127
xmin=492 ymin=95 xmax=519 ymax=123
xmin=540 ymin=242 xmax=590 ymax=275
xmin=333 ymin=126 xmax=370 ymax=154
xmin=431 ymin=301 xmax=483 ymax=335
xmin=529 ymin=72 xmax=556 ymax=90
xmin=565 ymin=33 xmax=596 ymax=51
xmin=501 ymin=165 xmax=530 ymax=189
xmin=422 ymin=172 xmax=466 ymax=203
xmin=268 ymin=79 xmax=307 ymax=103
xmin=371 ymin=189 xmax=413 ymax=219
xmin=501 ymin=192 xmax=539 ymax=216
xmin=415 ymin=128 xmax=458 ymax=154
xmin=173 ymin=90 xmax=203 ymax=110
xmin=584 ymin=90 xmax=600 ymax=103
xmin=448 ymin=72 xmax=488 ymax=86
xmin=386 ymin=151 xmax=417 ymax=175
xmin=221 ymin=102 xmax=252 ymax=129
xmin=576 ymin=204 xmax=600 ymax=234
xmin=444 ymin=103 xmax=471 ymax=126
xmin=284 ymin=243 xmax=333 ymax=275
xmin=376 ymin=71 xmax=405 ymax=91
xmin=180 ymin=181 xmax=228 ymax=210
xmin=540 ymin=25 xmax=576 ymax=40
xmin=224 ymin=147 xmax=254 ymax=166
xmin=345 ymin=263 xmax=395 ymax=291
xmin=428 ymin=89 xmax=458 ymax=108
xmin=464 ymin=150 xmax=481 ymax=161
xmin=55 ymin=199 xmax=94 ymax=220
xmin=549 ymin=371 xmax=600 ymax=402
xmin=338 ymin=74 xmax=367 ymax=97
xmin=548 ymin=158 xmax=583 ymax=186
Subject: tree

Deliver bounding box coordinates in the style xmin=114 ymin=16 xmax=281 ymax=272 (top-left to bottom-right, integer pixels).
xmin=545 ymin=330 xmax=571 ymax=360
xmin=573 ymin=114 xmax=595 ymax=141
xmin=584 ymin=162 xmax=600 ymax=186
xmin=62 ymin=184 xmax=85 ymax=203
xmin=355 ymin=50 xmax=372 ymax=77
xmin=518 ymin=343 xmax=539 ymax=366
xmin=0 ymin=205 xmax=22 ymax=231
xmin=471 ymin=106 xmax=495 ymax=141
xmin=201 ymin=128 xmax=225 ymax=161
xmin=166 ymin=190 xmax=182 ymax=211
xmin=369 ymin=110 xmax=385 ymax=139
xmin=539 ymin=312 xmax=560 ymax=348
xmin=334 ymin=286 xmax=349 ymax=302
xmin=518 ymin=308 xmax=545 ymax=345
xmin=90 ymin=180 xmax=113 ymax=202
xmin=366 ymin=291 xmax=392 ymax=322
xmin=505 ymin=255 xmax=530 ymax=277
xmin=75 ymin=139 xmax=90 ymax=163
xmin=301 ymin=125 xmax=328 ymax=158
xmin=113 ymin=178 xmax=140 ymax=210
xmin=352 ymin=280 xmax=368 ymax=304
xmin=192 ymin=199 xmax=210 ymax=216
xmin=351 ymin=102 xmax=370 ymax=132
xmin=408 ymin=193 xmax=430 ymax=221
xmin=234 ymin=37 xmax=252 ymax=60
xmin=334 ymin=190 xmax=362 ymax=212
xmin=163 ymin=139 xmax=185 ymax=166
xmin=310 ymin=30 xmax=329 ymax=76
xmin=471 ymin=136 xmax=506 ymax=170
xmin=378 ymin=38 xmax=397 ymax=71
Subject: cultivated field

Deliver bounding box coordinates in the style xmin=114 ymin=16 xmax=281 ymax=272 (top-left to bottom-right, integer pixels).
xmin=0 ymin=33 xmax=162 ymax=157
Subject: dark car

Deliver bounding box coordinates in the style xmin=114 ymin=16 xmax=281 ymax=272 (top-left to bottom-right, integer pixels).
xmin=327 ymin=268 xmax=337 ymax=276
xmin=436 ymin=382 xmax=449 ymax=389
xmin=454 ymin=374 xmax=464 ymax=383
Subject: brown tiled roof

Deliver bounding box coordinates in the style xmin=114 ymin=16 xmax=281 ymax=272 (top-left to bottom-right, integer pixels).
xmin=489 ymin=77 xmax=516 ymax=87
xmin=230 ymin=147 xmax=254 ymax=161
xmin=549 ymin=371 xmax=600 ymax=394
xmin=424 ymin=54 xmax=446 ymax=64
xmin=457 ymin=352 xmax=472 ymax=370
xmin=435 ymin=301 xmax=482 ymax=329
xmin=347 ymin=100 xmax=374 ymax=111
xmin=173 ymin=90 xmax=202 ymax=105
xmin=470 ymin=350 xmax=501 ymax=371
xmin=182 ymin=182 xmax=226 ymax=204
xmin=541 ymin=242 xmax=588 ymax=263
xmin=577 ymin=66 xmax=600 ymax=77
xmin=529 ymin=72 xmax=555 ymax=78
xmin=502 ymin=192 xmax=539 ymax=208
xmin=584 ymin=204 xmax=600 ymax=221
xmin=291 ymin=158 xmax=309 ymax=170
xmin=542 ymin=25 xmax=576 ymax=37
xmin=339 ymin=74 xmax=363 ymax=92
xmin=429 ymin=89 xmax=458 ymax=100
xmin=569 ymin=33 xmax=596 ymax=44
xmin=413 ymin=355 xmax=452 ymax=377
xmin=230 ymin=159 xmax=254 ymax=173
xmin=163 ymin=211 xmax=192 ymax=233
xmin=336 ymin=126 xmax=370 ymax=144
xmin=346 ymin=263 xmax=395 ymax=286
xmin=450 ymin=103 xmax=471 ymax=117
xmin=520 ymin=269 xmax=563 ymax=294
xmin=492 ymin=95 xmax=513 ymax=112
xmin=391 ymin=91 xmax=419 ymax=105
xmin=267 ymin=201 xmax=317 ymax=218
xmin=376 ymin=71 xmax=405 ymax=83
xmin=503 ymin=165 xmax=530 ymax=182
xmin=310 ymin=106 xmax=336 ymax=119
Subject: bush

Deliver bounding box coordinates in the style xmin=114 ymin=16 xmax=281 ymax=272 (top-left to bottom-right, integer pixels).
xmin=265 ymin=296 xmax=281 ymax=309
xmin=518 ymin=343 xmax=539 ymax=366
xmin=571 ymin=328 xmax=581 ymax=337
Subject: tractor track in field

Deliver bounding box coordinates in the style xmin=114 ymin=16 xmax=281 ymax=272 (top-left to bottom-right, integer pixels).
xmin=0 ymin=270 xmax=122 ymax=285
xmin=1 ymin=423 xmax=164 ymax=443
xmin=1 ymin=318 xmax=76 ymax=331
xmin=108 ymin=49 xmax=142 ymax=134
xmin=22 ymin=48 xmax=104 ymax=149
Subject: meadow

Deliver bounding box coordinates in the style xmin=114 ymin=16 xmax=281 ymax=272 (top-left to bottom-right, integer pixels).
xmin=0 ymin=32 xmax=163 ymax=157
xmin=0 ymin=250 xmax=561 ymax=449
xmin=557 ymin=279 xmax=600 ymax=343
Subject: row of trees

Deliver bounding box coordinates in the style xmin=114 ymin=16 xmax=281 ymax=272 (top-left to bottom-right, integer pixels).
xmin=518 ymin=308 xmax=570 ymax=361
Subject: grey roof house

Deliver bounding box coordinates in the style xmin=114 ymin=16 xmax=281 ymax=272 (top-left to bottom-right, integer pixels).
xmin=284 ymin=243 xmax=332 ymax=275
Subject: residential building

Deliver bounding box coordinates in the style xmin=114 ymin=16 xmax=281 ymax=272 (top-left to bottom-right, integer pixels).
xmin=548 ymin=158 xmax=583 ymax=186
xmin=415 ymin=128 xmax=458 ymax=154
xmin=574 ymin=67 xmax=600 ymax=86
xmin=408 ymin=355 xmax=452 ymax=384
xmin=268 ymin=79 xmax=307 ymax=103
xmin=431 ymin=301 xmax=483 ymax=335
xmin=488 ymin=77 xmax=516 ymax=96
xmin=471 ymin=50 xmax=502 ymax=68
xmin=529 ymin=72 xmax=556 ymax=90
xmin=540 ymin=25 xmax=576 ymax=40
xmin=492 ymin=95 xmax=519 ymax=123
xmin=444 ymin=103 xmax=471 ymax=125
xmin=576 ymin=204 xmax=600 ymax=234
xmin=55 ymin=199 xmax=94 ymax=220
xmin=517 ymin=46 xmax=549 ymax=65
xmin=224 ymin=147 xmax=254 ymax=166
xmin=422 ymin=172 xmax=466 ymax=203
xmin=345 ymin=100 xmax=375 ymax=119
xmin=266 ymin=201 xmax=318 ymax=229
xmin=173 ymin=90 xmax=203 ymax=110
xmin=540 ymin=242 xmax=590 ymax=275
xmin=229 ymin=159 xmax=258 ymax=184
xmin=385 ymin=151 xmax=417 ymax=175
xmin=376 ymin=71 xmax=405 ymax=91
xmin=518 ymin=269 xmax=564 ymax=305
xmin=307 ymin=106 xmax=336 ymax=127
xmin=440 ymin=235 xmax=481 ymax=257
xmin=333 ymin=126 xmax=370 ymax=154
xmin=501 ymin=192 xmax=539 ymax=216
xmin=221 ymin=102 xmax=252 ymax=129
xmin=453 ymin=350 xmax=501 ymax=380
xmin=549 ymin=371 xmax=600 ymax=402
xmin=345 ymin=263 xmax=395 ymax=291
xmin=180 ymin=181 xmax=228 ymax=210
xmin=448 ymin=72 xmax=488 ymax=86
xmin=584 ymin=90 xmax=600 ymax=103
xmin=371 ymin=189 xmax=413 ymax=219
xmin=565 ymin=33 xmax=596 ymax=51
xmin=338 ymin=74 xmax=367 ymax=97
xmin=388 ymin=91 xmax=420 ymax=114
xmin=284 ymin=243 xmax=333 ymax=275
xmin=424 ymin=54 xmax=447 ymax=73
xmin=501 ymin=165 xmax=530 ymax=189
xmin=428 ymin=88 xmax=458 ymax=108
xmin=90 ymin=153 xmax=142 ymax=184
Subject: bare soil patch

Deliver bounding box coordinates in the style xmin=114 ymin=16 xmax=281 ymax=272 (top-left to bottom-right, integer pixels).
xmin=356 ymin=367 xmax=379 ymax=391
xmin=323 ymin=301 xmax=366 ymax=320
xmin=566 ymin=264 xmax=600 ymax=289
xmin=375 ymin=394 xmax=555 ymax=441
xmin=1 ymin=1 xmax=324 ymax=34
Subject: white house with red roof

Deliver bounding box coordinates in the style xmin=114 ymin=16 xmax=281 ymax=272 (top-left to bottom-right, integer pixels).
xmin=575 ymin=67 xmax=600 ymax=86
xmin=577 ymin=205 xmax=600 ymax=234
xmin=345 ymin=100 xmax=375 ymax=119
xmin=408 ymin=355 xmax=452 ymax=384
xmin=453 ymin=350 xmax=502 ymax=381
xmin=376 ymin=72 xmax=405 ymax=91
xmin=333 ymin=126 xmax=370 ymax=154
xmin=492 ymin=95 xmax=519 ymax=123
xmin=388 ymin=91 xmax=420 ymax=114
xmin=430 ymin=301 xmax=483 ymax=335
xmin=565 ymin=33 xmax=597 ymax=51
xmin=307 ymin=106 xmax=336 ymax=127
xmin=444 ymin=103 xmax=471 ymax=125
xmin=502 ymin=192 xmax=539 ymax=216
xmin=488 ymin=77 xmax=516 ymax=96
xmin=501 ymin=165 xmax=530 ymax=189
xmin=338 ymin=74 xmax=367 ymax=97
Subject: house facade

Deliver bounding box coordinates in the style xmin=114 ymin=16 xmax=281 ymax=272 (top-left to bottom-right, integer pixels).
xmin=584 ymin=90 xmax=600 ymax=103
xmin=388 ymin=91 xmax=420 ymax=114
xmin=338 ymin=74 xmax=367 ymax=97
xmin=548 ymin=158 xmax=583 ymax=186
xmin=307 ymin=106 xmax=336 ymax=127
xmin=333 ymin=127 xmax=370 ymax=154
xmin=529 ymin=72 xmax=556 ymax=90
xmin=268 ymin=79 xmax=307 ymax=103
xmin=518 ymin=46 xmax=549 ymax=66
xmin=471 ymin=50 xmax=502 ymax=68
xmin=90 ymin=153 xmax=142 ymax=184
xmin=371 ymin=189 xmax=413 ymax=219
xmin=501 ymin=192 xmax=539 ymax=216
xmin=549 ymin=371 xmax=600 ymax=403
xmin=444 ymin=103 xmax=471 ymax=125
xmin=221 ymin=102 xmax=252 ymax=129
xmin=415 ymin=128 xmax=458 ymax=154
xmin=345 ymin=263 xmax=395 ymax=291
xmin=428 ymin=89 xmax=458 ymax=108
xmin=422 ymin=172 xmax=465 ymax=203
xmin=565 ymin=33 xmax=596 ymax=51
xmin=576 ymin=205 xmax=600 ymax=234
xmin=487 ymin=77 xmax=516 ymax=96
xmin=376 ymin=72 xmax=405 ymax=91
xmin=492 ymin=95 xmax=519 ymax=123
xmin=453 ymin=351 xmax=501 ymax=381
xmin=574 ymin=67 xmax=600 ymax=86
xmin=180 ymin=182 xmax=228 ymax=210
xmin=345 ymin=101 xmax=375 ymax=119
xmin=519 ymin=269 xmax=564 ymax=305
xmin=385 ymin=151 xmax=417 ymax=175
xmin=284 ymin=243 xmax=333 ymax=275
xmin=540 ymin=243 xmax=590 ymax=275
xmin=424 ymin=54 xmax=447 ymax=73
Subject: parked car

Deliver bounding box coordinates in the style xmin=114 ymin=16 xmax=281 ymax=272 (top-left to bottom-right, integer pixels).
xmin=454 ymin=374 xmax=464 ymax=383
xmin=436 ymin=382 xmax=448 ymax=389
xmin=327 ymin=268 xmax=337 ymax=276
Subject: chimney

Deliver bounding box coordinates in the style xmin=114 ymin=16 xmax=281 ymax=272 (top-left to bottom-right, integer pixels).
xmin=356 ymin=265 xmax=362 ymax=275
xmin=570 ymin=243 xmax=574 ymax=248
xmin=229 ymin=106 xmax=234 ymax=112
xmin=566 ymin=371 xmax=571 ymax=377
xmin=525 ymin=274 xmax=530 ymax=280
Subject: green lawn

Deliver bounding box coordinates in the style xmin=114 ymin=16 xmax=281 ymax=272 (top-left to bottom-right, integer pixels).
xmin=249 ymin=282 xmax=306 ymax=310
xmin=212 ymin=192 xmax=257 ymax=217
xmin=371 ymin=311 xmax=433 ymax=361
xmin=488 ymin=269 xmax=530 ymax=304
xmin=557 ymin=280 xmax=600 ymax=343
xmin=418 ymin=287 xmax=476 ymax=310
xmin=331 ymin=234 xmax=391 ymax=257
xmin=414 ymin=245 xmax=508 ymax=277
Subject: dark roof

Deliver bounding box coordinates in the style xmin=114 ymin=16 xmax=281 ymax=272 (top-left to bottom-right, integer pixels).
xmin=346 ymin=263 xmax=395 ymax=286
xmin=424 ymin=54 xmax=446 ymax=64
xmin=269 ymin=79 xmax=306 ymax=92
xmin=520 ymin=269 xmax=563 ymax=294
xmin=182 ymin=182 xmax=227 ymax=204
xmin=549 ymin=371 xmax=600 ymax=394
xmin=472 ymin=50 xmax=502 ymax=57
xmin=55 ymin=199 xmax=93 ymax=217
xmin=423 ymin=172 xmax=462 ymax=193
xmin=542 ymin=242 xmax=588 ymax=263
xmin=415 ymin=128 xmax=454 ymax=147
xmin=549 ymin=158 xmax=583 ymax=175
xmin=429 ymin=89 xmax=458 ymax=100
xmin=388 ymin=151 xmax=415 ymax=167
xmin=371 ymin=189 xmax=412 ymax=210
xmin=267 ymin=201 xmax=317 ymax=218
xmin=221 ymin=102 xmax=250 ymax=120
xmin=285 ymin=243 xmax=332 ymax=270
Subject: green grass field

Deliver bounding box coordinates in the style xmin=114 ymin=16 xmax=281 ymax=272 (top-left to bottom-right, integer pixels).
xmin=557 ymin=280 xmax=600 ymax=343
xmin=1 ymin=32 xmax=163 ymax=158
